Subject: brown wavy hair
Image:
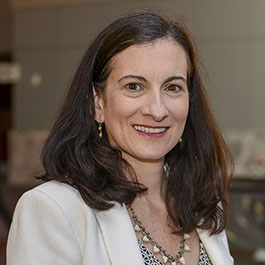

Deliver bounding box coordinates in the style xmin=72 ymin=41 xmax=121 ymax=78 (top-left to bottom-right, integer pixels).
xmin=40 ymin=10 xmax=233 ymax=235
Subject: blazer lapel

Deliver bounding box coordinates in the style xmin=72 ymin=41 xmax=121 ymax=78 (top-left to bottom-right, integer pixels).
xmin=197 ymin=228 xmax=234 ymax=265
xmin=96 ymin=203 xmax=234 ymax=265
xmin=95 ymin=203 xmax=145 ymax=265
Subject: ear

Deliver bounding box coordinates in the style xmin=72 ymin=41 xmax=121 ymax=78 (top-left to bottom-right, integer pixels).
xmin=93 ymin=87 xmax=105 ymax=123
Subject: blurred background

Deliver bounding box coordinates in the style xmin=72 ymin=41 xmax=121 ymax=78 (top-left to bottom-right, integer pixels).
xmin=0 ymin=0 xmax=264 ymax=264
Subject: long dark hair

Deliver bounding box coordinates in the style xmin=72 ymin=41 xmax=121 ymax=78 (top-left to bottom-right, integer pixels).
xmin=40 ymin=11 xmax=233 ymax=235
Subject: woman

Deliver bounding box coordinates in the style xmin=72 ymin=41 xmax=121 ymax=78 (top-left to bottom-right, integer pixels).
xmin=7 ymin=11 xmax=234 ymax=265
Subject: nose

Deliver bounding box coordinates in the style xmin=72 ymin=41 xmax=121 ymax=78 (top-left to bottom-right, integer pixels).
xmin=142 ymin=89 xmax=169 ymax=121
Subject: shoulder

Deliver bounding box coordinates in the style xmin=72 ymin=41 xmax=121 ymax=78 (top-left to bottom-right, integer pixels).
xmin=26 ymin=180 xmax=85 ymax=207
xmin=16 ymin=180 xmax=97 ymax=229
xmin=27 ymin=179 xmax=81 ymax=198
xmin=7 ymin=181 xmax=99 ymax=264
xmin=8 ymin=181 xmax=99 ymax=262
xmin=23 ymin=180 xmax=84 ymax=202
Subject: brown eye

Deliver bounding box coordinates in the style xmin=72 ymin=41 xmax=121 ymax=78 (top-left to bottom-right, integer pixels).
xmin=126 ymin=83 xmax=141 ymax=91
xmin=165 ymin=84 xmax=181 ymax=92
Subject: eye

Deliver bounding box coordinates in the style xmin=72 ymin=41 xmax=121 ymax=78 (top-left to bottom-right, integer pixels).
xmin=125 ymin=83 xmax=141 ymax=92
xmin=165 ymin=84 xmax=182 ymax=92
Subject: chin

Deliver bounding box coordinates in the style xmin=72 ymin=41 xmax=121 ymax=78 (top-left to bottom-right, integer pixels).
xmin=134 ymin=152 xmax=166 ymax=162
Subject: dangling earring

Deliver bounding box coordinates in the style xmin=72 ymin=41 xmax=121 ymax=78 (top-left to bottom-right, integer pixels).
xmin=98 ymin=123 xmax=103 ymax=138
xmin=179 ymin=137 xmax=183 ymax=143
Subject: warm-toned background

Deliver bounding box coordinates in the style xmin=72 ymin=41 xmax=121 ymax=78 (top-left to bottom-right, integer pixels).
xmin=0 ymin=0 xmax=264 ymax=264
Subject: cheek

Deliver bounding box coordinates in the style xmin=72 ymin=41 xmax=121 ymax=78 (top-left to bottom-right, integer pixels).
xmin=103 ymin=95 xmax=131 ymax=136
xmin=182 ymin=102 xmax=190 ymax=121
xmin=105 ymin=94 xmax=139 ymax=122
xmin=170 ymin=100 xmax=189 ymax=122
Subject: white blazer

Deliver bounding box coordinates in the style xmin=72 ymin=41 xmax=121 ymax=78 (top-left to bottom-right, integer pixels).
xmin=7 ymin=181 xmax=234 ymax=265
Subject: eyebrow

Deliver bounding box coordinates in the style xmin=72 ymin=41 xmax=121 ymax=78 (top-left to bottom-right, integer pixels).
xmin=163 ymin=76 xmax=186 ymax=85
xmin=118 ymin=75 xmax=147 ymax=83
xmin=117 ymin=75 xmax=186 ymax=84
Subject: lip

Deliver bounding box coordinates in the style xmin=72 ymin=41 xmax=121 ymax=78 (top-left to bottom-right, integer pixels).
xmin=132 ymin=124 xmax=169 ymax=138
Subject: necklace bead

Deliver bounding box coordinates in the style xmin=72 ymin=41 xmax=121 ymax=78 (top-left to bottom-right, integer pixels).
xmin=184 ymin=233 xmax=191 ymax=239
xmin=143 ymin=235 xmax=150 ymax=242
xmin=128 ymin=206 xmax=191 ymax=264
xmin=179 ymin=256 xmax=186 ymax=265
xmin=184 ymin=244 xmax=191 ymax=252
xmin=153 ymin=245 xmax=160 ymax=253
xmin=162 ymin=255 xmax=168 ymax=263
xmin=134 ymin=224 xmax=141 ymax=231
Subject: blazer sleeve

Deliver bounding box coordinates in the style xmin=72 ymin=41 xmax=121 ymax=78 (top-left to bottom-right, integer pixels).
xmin=7 ymin=188 xmax=82 ymax=265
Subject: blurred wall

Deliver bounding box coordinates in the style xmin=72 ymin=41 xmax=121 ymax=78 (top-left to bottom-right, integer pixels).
xmin=0 ymin=0 xmax=12 ymax=53
xmin=11 ymin=0 xmax=265 ymax=131
xmin=194 ymin=1 xmax=265 ymax=131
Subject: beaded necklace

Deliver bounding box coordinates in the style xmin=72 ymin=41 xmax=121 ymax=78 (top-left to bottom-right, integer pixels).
xmin=129 ymin=206 xmax=191 ymax=265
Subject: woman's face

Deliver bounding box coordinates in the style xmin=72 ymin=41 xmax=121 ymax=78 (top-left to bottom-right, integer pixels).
xmin=95 ymin=38 xmax=189 ymax=163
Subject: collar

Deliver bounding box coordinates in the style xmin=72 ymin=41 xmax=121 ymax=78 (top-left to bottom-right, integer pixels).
xmin=197 ymin=228 xmax=234 ymax=265
xmin=95 ymin=203 xmax=145 ymax=265
xmin=96 ymin=203 xmax=233 ymax=265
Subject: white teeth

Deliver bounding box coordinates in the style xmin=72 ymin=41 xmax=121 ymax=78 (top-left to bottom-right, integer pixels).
xmin=133 ymin=125 xmax=167 ymax=134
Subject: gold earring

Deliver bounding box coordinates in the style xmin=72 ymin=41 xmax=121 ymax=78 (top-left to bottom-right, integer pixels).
xmin=98 ymin=123 xmax=103 ymax=138
xmin=179 ymin=137 xmax=183 ymax=143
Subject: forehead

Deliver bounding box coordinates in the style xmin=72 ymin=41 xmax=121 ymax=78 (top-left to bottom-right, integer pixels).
xmin=109 ymin=38 xmax=189 ymax=79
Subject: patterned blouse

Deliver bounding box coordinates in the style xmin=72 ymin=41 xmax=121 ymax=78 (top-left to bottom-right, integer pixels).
xmin=138 ymin=240 xmax=212 ymax=265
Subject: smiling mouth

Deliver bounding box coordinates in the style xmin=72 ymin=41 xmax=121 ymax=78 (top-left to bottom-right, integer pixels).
xmin=133 ymin=125 xmax=168 ymax=134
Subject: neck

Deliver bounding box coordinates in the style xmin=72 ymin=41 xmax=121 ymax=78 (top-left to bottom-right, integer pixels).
xmin=124 ymin=154 xmax=166 ymax=204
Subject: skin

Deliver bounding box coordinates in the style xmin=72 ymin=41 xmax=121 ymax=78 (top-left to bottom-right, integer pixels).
xmin=95 ymin=38 xmax=200 ymax=264
xmin=95 ymin=38 xmax=189 ymax=164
